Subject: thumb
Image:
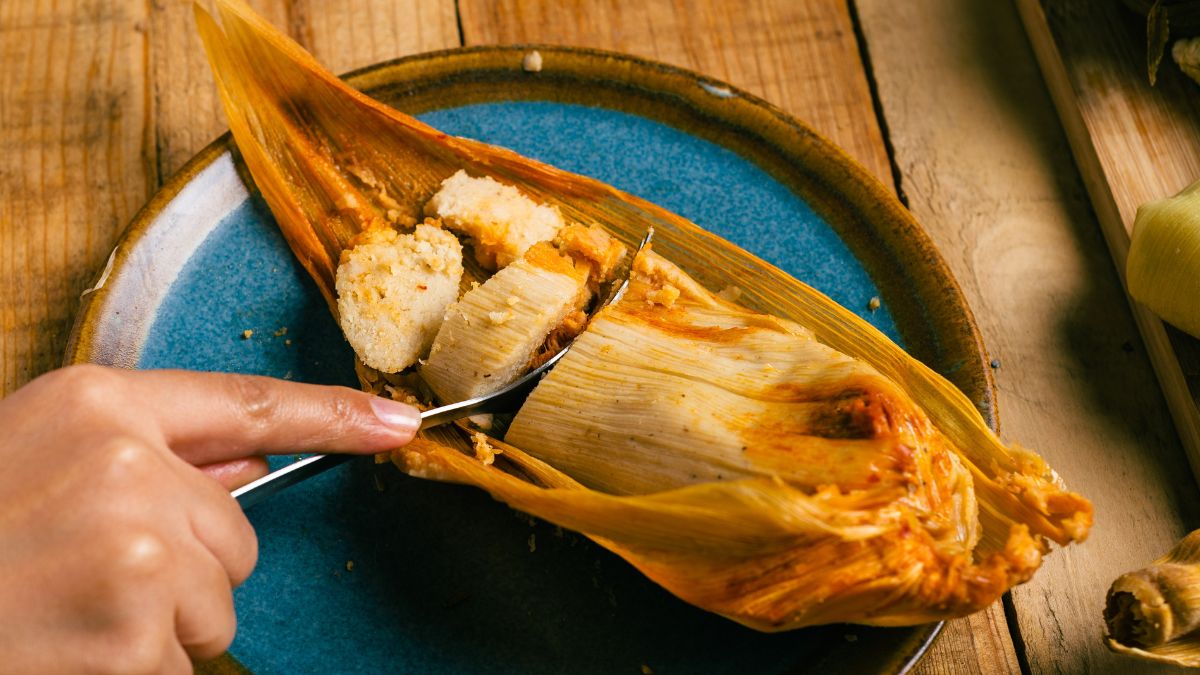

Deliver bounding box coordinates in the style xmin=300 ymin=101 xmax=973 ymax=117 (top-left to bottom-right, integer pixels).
xmin=116 ymin=369 xmax=420 ymax=466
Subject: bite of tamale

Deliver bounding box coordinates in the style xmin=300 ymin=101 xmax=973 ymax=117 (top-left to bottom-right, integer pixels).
xmin=196 ymin=0 xmax=1093 ymax=632
xmin=336 ymin=223 xmax=463 ymax=373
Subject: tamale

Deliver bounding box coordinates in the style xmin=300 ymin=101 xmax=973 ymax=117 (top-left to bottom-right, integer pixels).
xmin=508 ymin=251 xmax=977 ymax=517
xmin=196 ymin=0 xmax=1093 ymax=632
xmin=1104 ymin=529 xmax=1200 ymax=666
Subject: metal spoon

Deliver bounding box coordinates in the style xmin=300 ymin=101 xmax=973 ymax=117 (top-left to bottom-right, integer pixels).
xmin=232 ymin=228 xmax=653 ymax=509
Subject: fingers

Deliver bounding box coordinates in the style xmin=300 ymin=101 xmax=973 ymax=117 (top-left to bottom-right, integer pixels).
xmin=161 ymin=638 xmax=195 ymax=675
xmin=200 ymin=457 xmax=271 ymax=490
xmin=172 ymin=454 xmax=259 ymax=586
xmin=89 ymin=436 xmax=253 ymax=652
xmin=174 ymin=542 xmax=238 ymax=662
xmin=118 ymin=368 xmax=421 ymax=465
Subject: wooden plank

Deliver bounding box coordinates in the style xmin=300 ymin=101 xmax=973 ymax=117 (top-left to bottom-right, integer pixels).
xmin=459 ymin=2 xmax=1016 ymax=672
xmin=146 ymin=1 xmax=288 ymax=181
xmin=281 ymin=0 xmax=460 ymax=75
xmin=458 ymin=0 xmax=894 ymax=190
xmin=859 ymin=0 xmax=1200 ymax=671
xmin=914 ymin=608 xmax=1021 ymax=675
xmin=1015 ymin=0 xmax=1200 ymax=491
xmin=150 ymin=0 xmax=461 ymax=181
xmin=0 ymin=0 xmax=461 ymax=395
xmin=0 ymin=1 xmax=151 ymax=394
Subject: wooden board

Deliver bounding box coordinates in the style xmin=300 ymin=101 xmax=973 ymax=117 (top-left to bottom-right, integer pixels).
xmin=1015 ymin=0 xmax=1200 ymax=496
xmin=0 ymin=1 xmax=151 ymax=392
xmin=0 ymin=0 xmax=462 ymax=397
xmin=458 ymin=0 xmax=895 ymax=190
xmin=14 ymin=0 xmax=1185 ymax=672
xmin=862 ymin=0 xmax=1200 ymax=672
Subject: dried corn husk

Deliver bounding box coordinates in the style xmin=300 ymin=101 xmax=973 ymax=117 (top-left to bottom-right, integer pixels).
xmin=1120 ymin=0 xmax=1200 ymax=83
xmin=196 ymin=0 xmax=1092 ymax=630
xmin=1105 ymin=529 xmax=1200 ymax=666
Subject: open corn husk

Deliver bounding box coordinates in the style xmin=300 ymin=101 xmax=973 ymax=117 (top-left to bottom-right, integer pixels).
xmin=1127 ymin=178 xmax=1200 ymax=339
xmin=196 ymin=0 xmax=1092 ymax=630
xmin=1105 ymin=529 xmax=1200 ymax=666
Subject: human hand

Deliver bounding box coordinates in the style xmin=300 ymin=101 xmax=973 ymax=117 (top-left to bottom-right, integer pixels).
xmin=0 ymin=365 xmax=419 ymax=673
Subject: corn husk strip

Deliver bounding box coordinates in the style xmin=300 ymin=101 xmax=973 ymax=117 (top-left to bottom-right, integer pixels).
xmin=197 ymin=0 xmax=1091 ymax=629
xmin=1105 ymin=529 xmax=1200 ymax=666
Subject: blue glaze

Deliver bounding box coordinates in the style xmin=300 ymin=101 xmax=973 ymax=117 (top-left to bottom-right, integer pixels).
xmin=139 ymin=195 xmax=357 ymax=389
xmin=422 ymin=103 xmax=899 ymax=341
xmin=138 ymin=102 xmax=900 ymax=673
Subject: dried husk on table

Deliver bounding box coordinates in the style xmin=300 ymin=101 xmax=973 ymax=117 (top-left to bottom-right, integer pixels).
xmin=196 ymin=0 xmax=1091 ymax=631
xmin=1119 ymin=0 xmax=1200 ymax=83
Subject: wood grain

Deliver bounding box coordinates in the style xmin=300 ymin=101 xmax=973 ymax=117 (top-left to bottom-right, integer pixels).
xmin=283 ymin=0 xmax=459 ymax=74
xmin=0 ymin=0 xmax=460 ymax=395
xmin=150 ymin=0 xmax=460 ymax=180
xmin=8 ymin=0 xmax=1173 ymax=672
xmin=0 ymin=1 xmax=151 ymax=394
xmin=859 ymin=0 xmax=1200 ymax=672
xmin=1016 ymin=0 xmax=1200 ymax=493
xmin=458 ymin=0 xmax=895 ymax=190
xmin=914 ymin=607 xmax=1020 ymax=675
xmin=146 ymin=0 xmax=288 ymax=181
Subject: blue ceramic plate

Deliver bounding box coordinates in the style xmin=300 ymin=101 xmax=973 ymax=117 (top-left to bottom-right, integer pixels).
xmin=67 ymin=46 xmax=996 ymax=674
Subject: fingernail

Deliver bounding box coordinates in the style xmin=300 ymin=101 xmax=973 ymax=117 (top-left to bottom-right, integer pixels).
xmin=369 ymin=397 xmax=421 ymax=434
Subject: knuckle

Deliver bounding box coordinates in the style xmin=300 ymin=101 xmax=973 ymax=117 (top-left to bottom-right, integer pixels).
xmin=328 ymin=393 xmax=354 ymax=421
xmin=230 ymin=517 xmax=259 ymax=586
xmin=227 ymin=374 xmax=281 ymax=430
xmin=324 ymin=393 xmax=359 ymax=436
xmin=51 ymin=364 xmax=122 ymax=413
xmin=100 ymin=527 xmax=171 ymax=582
xmin=199 ymin=490 xmax=260 ymax=586
xmin=94 ymin=436 xmax=159 ymax=485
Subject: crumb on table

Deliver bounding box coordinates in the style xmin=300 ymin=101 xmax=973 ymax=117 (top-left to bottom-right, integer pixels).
xmin=522 ymin=50 xmax=543 ymax=72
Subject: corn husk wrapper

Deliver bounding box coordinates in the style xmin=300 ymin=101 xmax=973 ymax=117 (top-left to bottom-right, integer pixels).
xmin=197 ymin=0 xmax=1092 ymax=631
xmin=1127 ymin=178 xmax=1200 ymax=339
xmin=1104 ymin=529 xmax=1200 ymax=666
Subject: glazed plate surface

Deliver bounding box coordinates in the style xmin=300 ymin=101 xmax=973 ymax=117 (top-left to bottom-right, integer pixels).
xmin=66 ymin=46 xmax=995 ymax=674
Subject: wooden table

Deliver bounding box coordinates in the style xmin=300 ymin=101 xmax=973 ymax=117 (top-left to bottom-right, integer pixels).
xmin=1 ymin=1 xmax=1194 ymax=672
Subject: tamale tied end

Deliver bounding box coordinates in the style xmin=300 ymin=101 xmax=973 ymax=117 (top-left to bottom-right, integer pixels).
xmin=1105 ymin=529 xmax=1200 ymax=665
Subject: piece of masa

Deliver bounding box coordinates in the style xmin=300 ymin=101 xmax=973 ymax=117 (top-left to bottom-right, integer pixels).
xmin=336 ymin=223 xmax=464 ymax=372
